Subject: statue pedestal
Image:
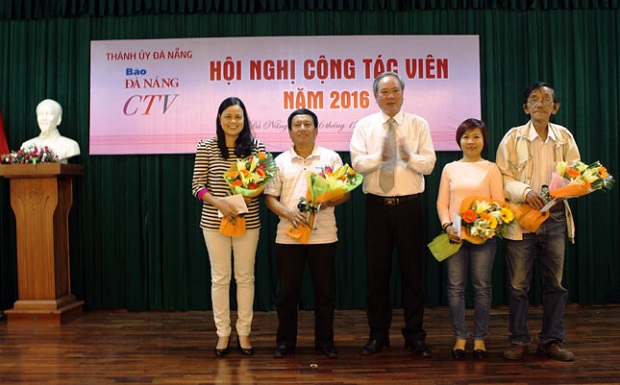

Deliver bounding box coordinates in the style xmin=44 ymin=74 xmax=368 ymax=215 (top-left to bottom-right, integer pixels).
xmin=0 ymin=163 xmax=84 ymax=326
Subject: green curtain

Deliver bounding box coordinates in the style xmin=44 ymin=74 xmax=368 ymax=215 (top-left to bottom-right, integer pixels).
xmin=0 ymin=2 xmax=618 ymax=311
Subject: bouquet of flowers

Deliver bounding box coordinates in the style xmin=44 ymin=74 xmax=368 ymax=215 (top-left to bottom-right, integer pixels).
xmin=219 ymin=151 xmax=276 ymax=237
xmin=286 ymin=164 xmax=363 ymax=244
xmin=223 ymin=151 xmax=276 ymax=197
xmin=549 ymin=160 xmax=614 ymax=198
xmin=1 ymin=145 xmax=59 ymax=164
xmin=459 ymin=196 xmax=517 ymax=244
xmin=428 ymin=196 xmax=516 ymax=262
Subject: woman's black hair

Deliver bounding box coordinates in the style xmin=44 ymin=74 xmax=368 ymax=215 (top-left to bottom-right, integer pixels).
xmin=455 ymin=118 xmax=489 ymax=150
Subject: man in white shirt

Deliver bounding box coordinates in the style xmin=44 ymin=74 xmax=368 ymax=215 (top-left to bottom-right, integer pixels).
xmin=265 ymin=108 xmax=350 ymax=359
xmin=21 ymin=99 xmax=80 ymax=161
xmin=350 ymin=72 xmax=436 ymax=356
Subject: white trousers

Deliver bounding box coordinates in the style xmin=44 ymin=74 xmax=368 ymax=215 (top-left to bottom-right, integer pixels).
xmin=203 ymin=228 xmax=259 ymax=337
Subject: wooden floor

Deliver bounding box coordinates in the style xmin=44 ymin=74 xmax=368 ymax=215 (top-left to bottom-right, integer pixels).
xmin=1 ymin=305 xmax=619 ymax=385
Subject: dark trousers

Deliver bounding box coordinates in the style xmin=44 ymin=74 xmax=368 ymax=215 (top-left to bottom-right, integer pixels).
xmin=275 ymin=242 xmax=337 ymax=348
xmin=364 ymin=195 xmax=427 ymax=343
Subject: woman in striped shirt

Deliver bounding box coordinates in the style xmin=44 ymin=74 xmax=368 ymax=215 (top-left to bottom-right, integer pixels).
xmin=191 ymin=97 xmax=265 ymax=357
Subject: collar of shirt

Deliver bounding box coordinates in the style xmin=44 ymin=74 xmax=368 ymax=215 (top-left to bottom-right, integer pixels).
xmin=526 ymin=121 xmax=557 ymax=143
xmin=382 ymin=111 xmax=404 ymax=127
xmin=288 ymin=144 xmax=320 ymax=160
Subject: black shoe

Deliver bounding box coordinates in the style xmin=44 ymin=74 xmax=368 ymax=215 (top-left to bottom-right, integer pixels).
xmin=316 ymin=345 xmax=338 ymax=358
xmin=452 ymin=349 xmax=465 ymax=359
xmin=237 ymin=338 xmax=254 ymax=356
xmin=473 ymin=349 xmax=488 ymax=359
xmin=409 ymin=341 xmax=432 ymax=357
xmin=273 ymin=344 xmax=293 ymax=358
xmin=214 ymin=338 xmax=230 ymax=358
xmin=360 ymin=338 xmax=390 ymax=355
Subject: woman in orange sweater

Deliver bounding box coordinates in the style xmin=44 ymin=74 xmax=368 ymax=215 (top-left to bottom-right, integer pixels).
xmin=436 ymin=118 xmax=504 ymax=359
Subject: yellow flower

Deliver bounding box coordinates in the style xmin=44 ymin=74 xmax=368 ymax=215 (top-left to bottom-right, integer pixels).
xmin=474 ymin=200 xmax=491 ymax=215
xmin=488 ymin=216 xmax=498 ymax=229
xmin=555 ymin=161 xmax=567 ymax=177
xmin=500 ymin=207 xmax=514 ymax=223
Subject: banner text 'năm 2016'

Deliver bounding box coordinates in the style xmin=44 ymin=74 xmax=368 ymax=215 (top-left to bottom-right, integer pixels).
xmin=89 ymin=35 xmax=480 ymax=154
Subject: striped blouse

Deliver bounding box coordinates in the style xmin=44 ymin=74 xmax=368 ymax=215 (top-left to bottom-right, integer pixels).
xmin=191 ymin=137 xmax=265 ymax=230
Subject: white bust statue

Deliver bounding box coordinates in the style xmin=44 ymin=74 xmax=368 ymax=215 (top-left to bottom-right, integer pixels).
xmin=21 ymin=99 xmax=80 ymax=162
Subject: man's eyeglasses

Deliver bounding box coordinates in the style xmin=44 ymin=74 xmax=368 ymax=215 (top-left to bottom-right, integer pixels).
xmin=527 ymin=97 xmax=554 ymax=107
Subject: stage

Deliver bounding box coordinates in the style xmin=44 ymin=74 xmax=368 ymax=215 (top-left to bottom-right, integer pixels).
xmin=0 ymin=305 xmax=619 ymax=384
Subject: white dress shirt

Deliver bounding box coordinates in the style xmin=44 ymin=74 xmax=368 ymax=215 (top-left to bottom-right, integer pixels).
xmin=350 ymin=110 xmax=436 ymax=196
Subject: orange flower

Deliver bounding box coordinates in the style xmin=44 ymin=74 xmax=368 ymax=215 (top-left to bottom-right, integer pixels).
xmin=480 ymin=213 xmax=491 ymax=221
xmin=256 ymin=168 xmax=266 ymax=178
xmin=462 ymin=209 xmax=478 ymax=223
xmin=566 ymin=168 xmax=581 ymax=178
xmin=599 ymin=167 xmax=608 ymax=178
xmin=258 ymin=152 xmax=267 ymax=160
xmin=231 ymin=179 xmax=243 ymax=187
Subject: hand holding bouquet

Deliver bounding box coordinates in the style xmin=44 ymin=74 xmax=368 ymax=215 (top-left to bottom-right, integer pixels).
xmin=286 ymin=164 xmax=363 ymax=244
xmin=219 ymin=151 xmax=275 ymax=237
xmin=516 ymin=161 xmax=614 ymax=233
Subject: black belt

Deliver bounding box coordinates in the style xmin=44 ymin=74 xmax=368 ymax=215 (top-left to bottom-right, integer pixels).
xmin=367 ymin=193 xmax=420 ymax=206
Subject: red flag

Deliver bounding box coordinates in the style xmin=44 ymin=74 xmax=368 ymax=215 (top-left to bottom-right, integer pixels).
xmin=0 ymin=110 xmax=9 ymax=154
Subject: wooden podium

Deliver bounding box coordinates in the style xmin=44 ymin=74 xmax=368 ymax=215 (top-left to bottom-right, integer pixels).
xmin=0 ymin=163 xmax=84 ymax=326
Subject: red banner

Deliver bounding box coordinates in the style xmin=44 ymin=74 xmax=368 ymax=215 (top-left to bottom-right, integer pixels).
xmin=0 ymin=110 xmax=10 ymax=155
